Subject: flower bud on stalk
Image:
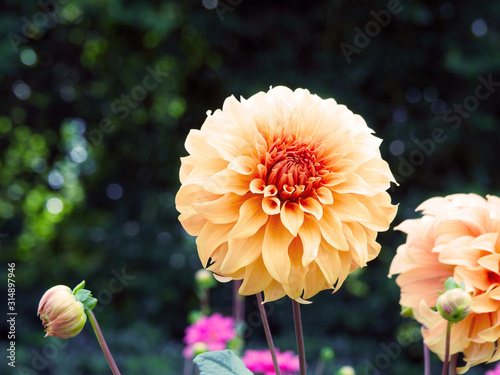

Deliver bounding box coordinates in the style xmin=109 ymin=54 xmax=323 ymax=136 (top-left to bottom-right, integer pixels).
xmin=38 ymin=281 xmax=97 ymax=339
xmin=437 ymin=287 xmax=472 ymax=324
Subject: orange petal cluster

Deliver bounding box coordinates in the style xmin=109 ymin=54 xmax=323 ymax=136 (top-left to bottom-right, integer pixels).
xmin=176 ymin=86 xmax=397 ymax=302
xmin=389 ymin=193 xmax=500 ymax=373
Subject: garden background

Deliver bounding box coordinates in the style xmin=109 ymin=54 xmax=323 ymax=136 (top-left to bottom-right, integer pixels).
xmin=1 ymin=0 xmax=500 ymax=374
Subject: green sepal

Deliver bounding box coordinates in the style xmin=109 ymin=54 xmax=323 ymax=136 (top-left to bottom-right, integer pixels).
xmin=83 ymin=297 xmax=98 ymax=310
xmin=444 ymin=277 xmax=459 ymax=291
xmin=73 ymin=284 xmax=98 ymax=311
xmin=72 ymin=280 xmax=86 ymax=294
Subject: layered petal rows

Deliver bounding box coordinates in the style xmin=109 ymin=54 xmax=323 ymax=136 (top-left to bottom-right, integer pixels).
xmin=389 ymin=194 xmax=500 ymax=372
xmin=176 ymin=86 xmax=397 ymax=302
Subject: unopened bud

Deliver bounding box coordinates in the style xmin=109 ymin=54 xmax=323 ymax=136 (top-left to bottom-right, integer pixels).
xmin=38 ymin=285 xmax=86 ymax=338
xmin=337 ymin=365 xmax=356 ymax=375
xmin=37 ymin=281 xmax=97 ymax=339
xmin=437 ymin=288 xmax=472 ymax=323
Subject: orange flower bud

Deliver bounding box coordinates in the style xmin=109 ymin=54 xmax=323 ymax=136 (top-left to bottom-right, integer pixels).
xmin=38 ymin=285 xmax=87 ymax=339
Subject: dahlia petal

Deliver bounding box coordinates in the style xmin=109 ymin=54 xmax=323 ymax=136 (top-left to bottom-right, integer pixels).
xmin=478 ymin=254 xmax=500 ymax=273
xmin=355 ymin=194 xmax=397 ymax=231
xmin=263 ymin=280 xmax=286 ymax=303
xmin=238 ymin=257 xmax=273 ymax=296
xmin=315 ymin=241 xmax=342 ymax=286
xmin=228 ymin=155 xmax=256 ymax=175
xmin=302 ymin=261 xmax=328 ymax=300
xmin=472 ymin=293 xmax=499 ymax=313
xmin=181 ymin=161 xmax=230 ymax=186
xmin=228 ymin=196 xmax=269 ymax=239
xmin=298 ymin=197 xmax=323 ymax=220
xmin=317 ymin=206 xmax=349 ymax=250
xmin=315 ymin=186 xmax=333 ymax=205
xmin=342 ymin=222 xmax=368 ymax=267
xmin=205 ymin=168 xmax=252 ymax=195
xmin=262 ymin=216 xmax=294 ymax=284
xmin=330 ymin=172 xmax=374 ymax=195
xmin=176 ymin=184 xmax=219 ymax=214
xmin=184 ymin=129 xmax=219 ymax=159
xmin=196 ymin=223 xmax=233 ymax=266
xmin=282 ymin=238 xmax=306 ymax=300
xmin=332 ymin=194 xmax=371 ymax=223
xmin=438 ymin=236 xmax=484 ymax=268
xmin=193 ymin=193 xmax=249 ymax=224
xmin=280 ymin=201 xmax=304 ymax=236
xmin=206 ymin=134 xmax=251 ymax=162
xmin=319 ymin=172 xmax=347 ymax=187
xmin=178 ymin=213 xmax=207 ymax=236
xmin=221 ymin=227 xmax=265 ymax=274
xmin=250 ymin=178 xmax=266 ymax=194
xmin=262 ymin=196 xmax=281 ymax=215
xmin=298 ymin=216 xmax=322 ymax=267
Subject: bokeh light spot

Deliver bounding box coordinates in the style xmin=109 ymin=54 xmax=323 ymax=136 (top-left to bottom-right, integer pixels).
xmin=106 ymin=184 xmax=123 ymax=200
xmin=46 ymin=197 xmax=64 ymax=214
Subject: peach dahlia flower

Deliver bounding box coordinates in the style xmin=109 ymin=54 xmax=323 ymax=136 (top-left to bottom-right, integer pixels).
xmin=389 ymin=194 xmax=500 ymax=373
xmin=176 ymin=86 xmax=397 ymax=302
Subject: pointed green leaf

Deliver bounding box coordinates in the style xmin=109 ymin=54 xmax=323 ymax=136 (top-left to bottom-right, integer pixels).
xmin=194 ymin=350 xmax=253 ymax=375
xmin=72 ymin=280 xmax=86 ymax=294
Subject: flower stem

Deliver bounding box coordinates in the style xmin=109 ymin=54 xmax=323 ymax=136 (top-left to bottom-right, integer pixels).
xmin=85 ymin=309 xmax=121 ymax=375
xmin=256 ymin=293 xmax=281 ymax=375
xmin=449 ymin=353 xmax=458 ymax=375
xmin=441 ymin=322 xmax=452 ymax=375
xmin=423 ymin=342 xmax=431 ymax=375
xmin=292 ymin=300 xmax=307 ymax=375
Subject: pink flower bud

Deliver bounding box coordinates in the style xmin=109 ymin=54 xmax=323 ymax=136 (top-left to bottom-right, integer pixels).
xmin=38 ymin=285 xmax=87 ymax=339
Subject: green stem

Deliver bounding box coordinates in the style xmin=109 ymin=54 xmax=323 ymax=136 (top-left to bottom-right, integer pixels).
xmin=85 ymin=309 xmax=121 ymax=375
xmin=441 ymin=322 xmax=452 ymax=375
xmin=256 ymin=293 xmax=281 ymax=375
xmin=292 ymin=300 xmax=307 ymax=375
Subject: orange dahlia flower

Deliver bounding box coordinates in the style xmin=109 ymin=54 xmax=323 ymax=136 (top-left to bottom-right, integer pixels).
xmin=389 ymin=193 xmax=500 ymax=373
xmin=176 ymin=86 xmax=397 ymax=302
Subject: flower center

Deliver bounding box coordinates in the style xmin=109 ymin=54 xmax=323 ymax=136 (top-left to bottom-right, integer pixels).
xmin=259 ymin=132 xmax=325 ymax=201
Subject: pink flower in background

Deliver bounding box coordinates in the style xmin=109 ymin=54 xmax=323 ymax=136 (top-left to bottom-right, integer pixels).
xmin=486 ymin=362 xmax=500 ymax=375
xmin=242 ymin=349 xmax=300 ymax=375
xmin=183 ymin=313 xmax=236 ymax=357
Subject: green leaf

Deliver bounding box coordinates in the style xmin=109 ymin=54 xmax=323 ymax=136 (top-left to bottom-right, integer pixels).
xmin=72 ymin=280 xmax=86 ymax=294
xmin=193 ymin=350 xmax=253 ymax=375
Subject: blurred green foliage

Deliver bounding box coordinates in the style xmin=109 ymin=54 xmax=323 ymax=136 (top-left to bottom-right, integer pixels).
xmin=1 ymin=0 xmax=499 ymax=374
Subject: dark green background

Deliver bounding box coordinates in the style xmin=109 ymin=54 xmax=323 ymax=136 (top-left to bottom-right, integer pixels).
xmin=1 ymin=0 xmax=499 ymax=374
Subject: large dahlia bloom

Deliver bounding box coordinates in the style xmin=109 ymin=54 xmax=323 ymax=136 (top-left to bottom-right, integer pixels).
xmin=176 ymin=86 xmax=397 ymax=302
xmin=389 ymin=194 xmax=500 ymax=373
